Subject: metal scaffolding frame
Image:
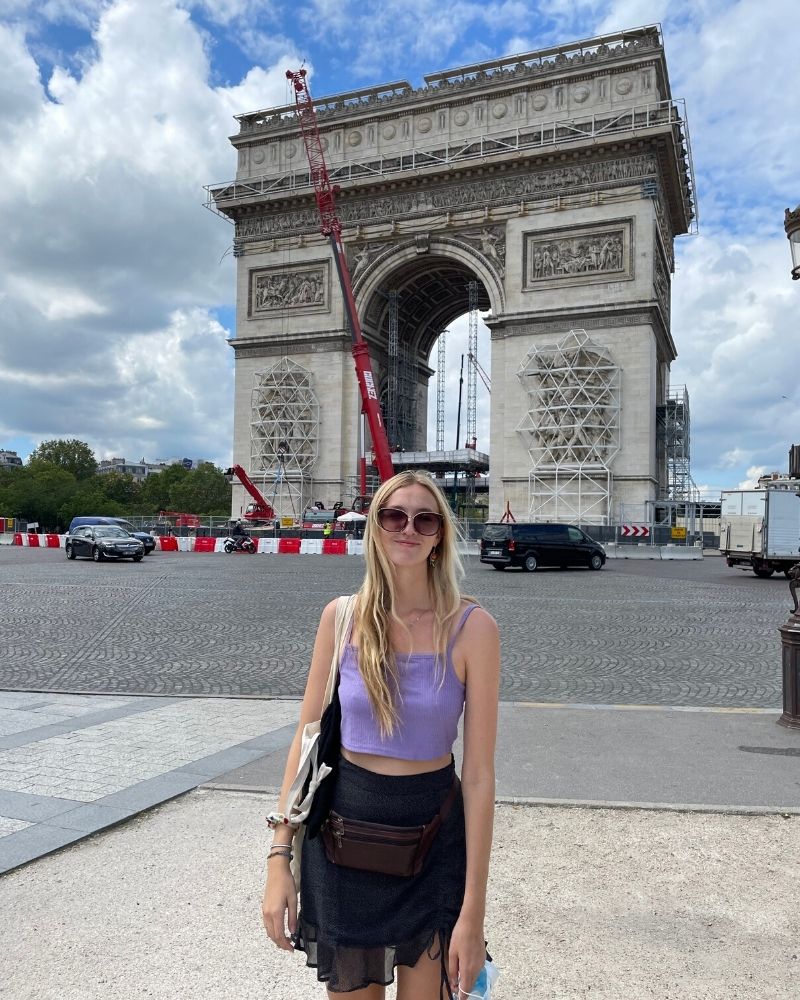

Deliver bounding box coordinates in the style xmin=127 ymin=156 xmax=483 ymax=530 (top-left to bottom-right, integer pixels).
xmin=658 ymin=384 xmax=699 ymax=502
xmin=250 ymin=358 xmax=319 ymax=518
xmin=384 ymin=291 xmax=417 ymax=451
xmin=207 ymin=100 xmax=696 ymax=235
xmin=436 ymin=331 xmax=447 ymax=452
xmin=466 ymin=282 xmax=479 ymax=450
xmin=517 ymin=329 xmax=621 ymax=524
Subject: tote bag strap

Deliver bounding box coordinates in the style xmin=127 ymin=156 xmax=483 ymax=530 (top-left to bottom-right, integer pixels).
xmin=321 ymin=594 xmax=356 ymax=711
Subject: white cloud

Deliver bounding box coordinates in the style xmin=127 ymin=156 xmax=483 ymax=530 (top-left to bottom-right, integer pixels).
xmin=737 ymin=466 xmax=770 ymax=491
xmin=0 ymin=0 xmax=295 ymax=465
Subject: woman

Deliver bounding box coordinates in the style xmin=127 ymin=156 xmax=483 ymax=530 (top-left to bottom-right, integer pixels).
xmin=262 ymin=471 xmax=500 ymax=999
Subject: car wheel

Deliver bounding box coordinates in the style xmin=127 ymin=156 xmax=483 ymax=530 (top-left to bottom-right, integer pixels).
xmin=133 ymin=554 xmax=143 ymax=562
xmin=754 ymin=567 xmax=774 ymax=578
xmin=492 ymin=565 xmax=505 ymax=571
xmin=92 ymin=547 xmax=103 ymax=562
xmin=523 ymin=554 xmax=538 ymax=572
xmin=589 ymin=553 xmax=604 ymax=571
xmin=66 ymin=545 xmax=76 ymax=560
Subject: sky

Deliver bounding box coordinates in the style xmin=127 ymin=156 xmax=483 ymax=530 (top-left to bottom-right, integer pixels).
xmin=0 ymin=0 xmax=797 ymax=496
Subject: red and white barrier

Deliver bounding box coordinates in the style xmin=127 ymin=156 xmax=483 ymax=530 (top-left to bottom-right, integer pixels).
xmin=7 ymin=533 xmax=364 ymax=555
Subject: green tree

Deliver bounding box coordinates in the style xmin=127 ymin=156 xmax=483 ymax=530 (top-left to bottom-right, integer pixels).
xmin=97 ymin=471 xmax=141 ymax=508
xmin=169 ymin=464 xmax=232 ymax=515
xmin=57 ymin=483 xmax=127 ymax=528
xmin=0 ymin=464 xmax=78 ymax=531
xmin=28 ymin=439 xmax=98 ymax=480
xmin=137 ymin=462 xmax=191 ymax=513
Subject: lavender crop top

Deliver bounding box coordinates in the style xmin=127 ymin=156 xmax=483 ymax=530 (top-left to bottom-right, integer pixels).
xmin=339 ymin=604 xmax=479 ymax=761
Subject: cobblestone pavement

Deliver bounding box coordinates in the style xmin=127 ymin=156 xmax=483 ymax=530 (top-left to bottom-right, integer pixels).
xmin=0 ymin=547 xmax=788 ymax=707
xmin=0 ymin=690 xmax=298 ymax=873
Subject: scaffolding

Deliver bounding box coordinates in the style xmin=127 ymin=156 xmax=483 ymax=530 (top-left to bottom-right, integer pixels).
xmin=517 ymin=329 xmax=620 ymax=524
xmin=384 ymin=291 xmax=417 ymax=450
xmin=436 ymin=331 xmax=447 ymax=452
xmin=250 ymin=358 xmax=319 ymax=518
xmin=658 ymin=385 xmax=699 ymax=501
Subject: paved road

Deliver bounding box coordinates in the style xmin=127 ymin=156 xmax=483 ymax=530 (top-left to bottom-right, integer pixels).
xmin=0 ymin=547 xmax=788 ymax=706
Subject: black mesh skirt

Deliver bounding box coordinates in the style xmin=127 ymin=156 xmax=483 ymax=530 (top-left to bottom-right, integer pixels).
xmin=293 ymin=756 xmax=466 ymax=995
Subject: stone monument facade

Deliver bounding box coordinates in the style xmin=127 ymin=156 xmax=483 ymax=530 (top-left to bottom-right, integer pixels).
xmin=209 ymin=25 xmax=695 ymax=522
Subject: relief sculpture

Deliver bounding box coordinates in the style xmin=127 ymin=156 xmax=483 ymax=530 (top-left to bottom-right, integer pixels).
xmin=530 ymin=230 xmax=623 ymax=281
xmin=234 ymin=154 xmax=658 ymax=244
xmin=251 ymin=266 xmax=327 ymax=314
xmin=461 ymin=227 xmax=506 ymax=275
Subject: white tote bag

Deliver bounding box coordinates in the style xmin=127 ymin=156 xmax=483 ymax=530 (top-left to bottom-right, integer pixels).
xmin=287 ymin=594 xmax=355 ymax=887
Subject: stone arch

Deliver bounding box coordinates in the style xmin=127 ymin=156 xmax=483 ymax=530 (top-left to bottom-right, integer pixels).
xmin=354 ymin=238 xmax=505 ymax=338
xmin=353 ymin=239 xmax=501 ymax=450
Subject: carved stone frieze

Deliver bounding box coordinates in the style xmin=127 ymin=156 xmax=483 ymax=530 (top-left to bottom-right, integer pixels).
xmin=523 ymin=220 xmax=632 ymax=290
xmin=234 ymin=153 xmax=658 ymax=245
xmin=248 ymin=262 xmax=330 ymax=318
xmin=459 ymin=226 xmax=506 ymax=276
xmin=653 ymin=234 xmax=670 ymax=322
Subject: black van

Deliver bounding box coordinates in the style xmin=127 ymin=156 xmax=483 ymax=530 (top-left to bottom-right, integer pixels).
xmin=480 ymin=522 xmax=606 ymax=572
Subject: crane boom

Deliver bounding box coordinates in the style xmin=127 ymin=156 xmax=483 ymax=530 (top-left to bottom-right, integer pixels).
xmin=286 ymin=69 xmax=395 ymax=484
xmin=468 ymin=351 xmax=491 ymax=395
xmin=224 ymin=465 xmax=275 ymax=522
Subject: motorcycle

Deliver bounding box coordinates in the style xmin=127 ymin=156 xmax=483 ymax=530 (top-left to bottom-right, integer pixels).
xmin=223 ymin=535 xmax=257 ymax=554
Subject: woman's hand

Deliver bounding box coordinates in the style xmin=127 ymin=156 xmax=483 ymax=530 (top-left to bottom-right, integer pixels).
xmin=261 ymin=861 xmax=298 ymax=951
xmin=448 ymin=912 xmax=485 ymax=996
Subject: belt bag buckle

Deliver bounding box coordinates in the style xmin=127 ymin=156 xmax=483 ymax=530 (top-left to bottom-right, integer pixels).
xmin=322 ymin=811 xmax=441 ymax=878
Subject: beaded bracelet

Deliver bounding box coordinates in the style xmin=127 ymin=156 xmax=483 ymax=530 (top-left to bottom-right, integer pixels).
xmin=267 ymin=847 xmax=293 ymax=862
xmin=265 ymin=811 xmax=298 ymax=830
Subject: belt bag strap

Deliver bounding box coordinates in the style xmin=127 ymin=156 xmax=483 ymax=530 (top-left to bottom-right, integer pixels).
xmin=416 ymin=774 xmax=460 ymax=863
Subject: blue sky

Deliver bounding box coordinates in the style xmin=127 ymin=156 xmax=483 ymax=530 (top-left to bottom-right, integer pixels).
xmin=0 ymin=0 xmax=797 ymax=496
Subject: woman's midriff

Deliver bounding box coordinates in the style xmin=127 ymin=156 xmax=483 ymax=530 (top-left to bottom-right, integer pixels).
xmin=341 ymin=747 xmax=452 ymax=776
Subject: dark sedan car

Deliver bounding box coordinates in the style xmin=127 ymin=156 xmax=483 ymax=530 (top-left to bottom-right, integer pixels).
xmin=65 ymin=525 xmax=145 ymax=562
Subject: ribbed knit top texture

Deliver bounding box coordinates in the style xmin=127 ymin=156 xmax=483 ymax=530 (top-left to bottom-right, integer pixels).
xmin=339 ymin=604 xmax=478 ymax=760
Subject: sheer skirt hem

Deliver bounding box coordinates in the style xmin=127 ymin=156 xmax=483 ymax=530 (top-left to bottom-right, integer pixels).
xmin=293 ymin=915 xmax=452 ymax=996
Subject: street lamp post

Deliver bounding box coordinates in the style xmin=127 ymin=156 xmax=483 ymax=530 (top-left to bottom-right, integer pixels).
xmin=785 ymin=205 xmax=800 ymax=280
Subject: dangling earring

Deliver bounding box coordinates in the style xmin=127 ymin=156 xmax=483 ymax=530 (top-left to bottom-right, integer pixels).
xmin=428 ymin=546 xmax=438 ymax=567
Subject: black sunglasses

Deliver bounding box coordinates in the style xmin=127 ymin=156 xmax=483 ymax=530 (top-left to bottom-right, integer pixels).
xmin=377 ymin=507 xmax=443 ymax=536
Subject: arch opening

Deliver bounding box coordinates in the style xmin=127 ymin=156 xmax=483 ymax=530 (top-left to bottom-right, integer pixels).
xmin=361 ymin=254 xmax=492 ymax=454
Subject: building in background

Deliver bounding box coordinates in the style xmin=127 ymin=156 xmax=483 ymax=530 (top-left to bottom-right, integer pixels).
xmin=0 ymin=450 xmax=23 ymax=468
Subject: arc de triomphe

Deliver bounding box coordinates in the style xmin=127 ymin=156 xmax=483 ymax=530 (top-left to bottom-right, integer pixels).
xmin=209 ymin=25 xmax=695 ymax=523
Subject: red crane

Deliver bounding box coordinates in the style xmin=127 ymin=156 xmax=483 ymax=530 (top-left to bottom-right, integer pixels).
xmin=224 ymin=465 xmax=276 ymax=522
xmin=286 ymin=69 xmax=395 ymax=487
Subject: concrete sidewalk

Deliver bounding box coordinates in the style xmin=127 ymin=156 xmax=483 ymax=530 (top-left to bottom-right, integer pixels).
xmin=1 ymin=788 xmax=796 ymax=999
xmin=2 ymin=693 xmax=800 ymax=878
xmin=1 ymin=692 xmax=799 ymax=997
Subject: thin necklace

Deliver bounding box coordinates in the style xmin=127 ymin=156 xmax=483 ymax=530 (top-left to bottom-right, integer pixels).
xmin=404 ymin=608 xmax=430 ymax=629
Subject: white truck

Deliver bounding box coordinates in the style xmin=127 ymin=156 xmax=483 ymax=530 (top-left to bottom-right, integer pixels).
xmin=720 ymin=487 xmax=800 ymax=577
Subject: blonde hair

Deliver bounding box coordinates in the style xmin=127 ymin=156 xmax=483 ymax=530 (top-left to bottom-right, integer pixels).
xmin=355 ymin=471 xmax=469 ymax=736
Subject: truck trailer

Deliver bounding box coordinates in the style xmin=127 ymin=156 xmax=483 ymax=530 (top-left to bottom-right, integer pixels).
xmin=720 ymin=486 xmax=800 ymax=577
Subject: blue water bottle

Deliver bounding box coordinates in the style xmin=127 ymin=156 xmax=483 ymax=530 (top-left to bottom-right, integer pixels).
xmin=453 ymin=958 xmax=499 ymax=998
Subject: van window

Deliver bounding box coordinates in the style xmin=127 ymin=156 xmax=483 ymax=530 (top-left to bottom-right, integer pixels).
xmin=482 ymin=524 xmax=511 ymax=541
xmin=567 ymin=527 xmax=585 ymax=543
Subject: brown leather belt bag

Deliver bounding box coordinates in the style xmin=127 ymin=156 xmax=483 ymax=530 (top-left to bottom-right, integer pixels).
xmin=321 ymin=775 xmax=460 ymax=878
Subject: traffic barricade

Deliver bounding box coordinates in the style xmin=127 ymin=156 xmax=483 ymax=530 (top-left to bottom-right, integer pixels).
xmin=27 ymin=533 xmax=40 ymax=547
xmin=158 ymin=536 xmax=179 ymax=552
xmin=13 ymin=533 xmax=24 ymax=546
xmin=258 ymin=538 xmax=279 ymax=554
xmin=45 ymin=534 xmax=61 ymax=548
xmin=193 ymin=537 xmax=216 ymax=552
xmin=301 ymin=539 xmax=323 ymax=554
xmin=278 ymin=537 xmax=302 ymax=555
xmin=322 ymin=538 xmax=347 ymax=555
